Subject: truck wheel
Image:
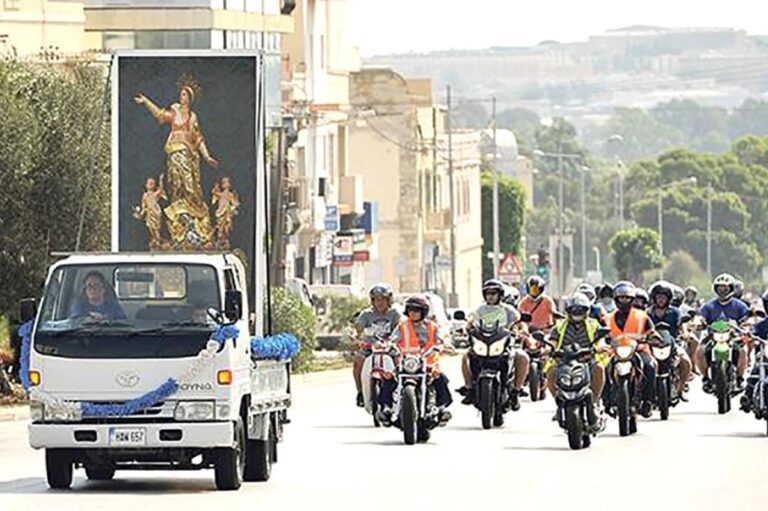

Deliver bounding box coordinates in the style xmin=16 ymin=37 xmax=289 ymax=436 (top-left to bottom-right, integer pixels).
xmin=244 ymin=420 xmax=273 ymax=482
xmin=46 ymin=449 xmax=73 ymax=490
xmin=215 ymin=417 xmax=245 ymax=490
xmin=85 ymin=467 xmax=115 ymax=481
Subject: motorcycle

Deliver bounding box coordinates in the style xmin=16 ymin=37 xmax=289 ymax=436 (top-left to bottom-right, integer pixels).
xmin=706 ymin=320 xmax=746 ymax=414
xmin=745 ymin=338 xmax=768 ymax=434
xmin=360 ymin=338 xmax=396 ymax=428
xmin=388 ymin=344 xmax=445 ymax=445
xmin=524 ymin=328 xmax=547 ymax=402
xmin=606 ymin=334 xmax=648 ymax=437
xmin=651 ymin=323 xmax=680 ymax=421
xmin=467 ymin=322 xmax=515 ymax=429
xmin=549 ymin=337 xmax=607 ymax=450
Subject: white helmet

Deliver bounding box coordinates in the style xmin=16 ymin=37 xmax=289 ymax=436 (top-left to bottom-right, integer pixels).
xmin=713 ymin=273 xmax=736 ymax=301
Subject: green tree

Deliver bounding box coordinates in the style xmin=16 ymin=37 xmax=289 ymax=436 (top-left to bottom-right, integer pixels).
xmin=496 ymin=107 xmax=540 ymax=150
xmin=608 ymin=228 xmax=662 ymax=284
xmin=0 ymin=60 xmax=110 ymax=318
xmin=452 ymin=100 xmax=489 ymax=129
xmin=481 ymin=171 xmax=527 ymax=280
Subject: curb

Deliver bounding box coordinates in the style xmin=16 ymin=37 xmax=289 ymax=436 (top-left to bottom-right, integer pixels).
xmin=0 ymin=404 xmax=29 ymax=422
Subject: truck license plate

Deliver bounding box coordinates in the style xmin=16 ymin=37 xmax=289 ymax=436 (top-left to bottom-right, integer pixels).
xmin=109 ymin=427 xmax=146 ymax=447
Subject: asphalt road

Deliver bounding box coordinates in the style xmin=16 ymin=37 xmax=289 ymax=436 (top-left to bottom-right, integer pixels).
xmin=2 ymin=357 xmax=768 ymax=510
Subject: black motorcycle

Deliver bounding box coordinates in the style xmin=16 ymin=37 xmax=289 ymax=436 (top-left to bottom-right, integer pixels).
xmin=467 ymin=322 xmax=515 ymax=429
xmin=552 ymin=342 xmax=600 ymax=450
xmin=524 ymin=327 xmax=547 ymax=402
xmin=651 ymin=323 xmax=680 ymax=421
xmin=744 ymin=338 xmax=768 ymax=434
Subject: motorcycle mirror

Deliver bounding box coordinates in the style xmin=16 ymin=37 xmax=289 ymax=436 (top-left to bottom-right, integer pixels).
xmin=595 ymin=327 xmax=610 ymax=340
xmin=520 ymin=313 xmax=533 ymax=323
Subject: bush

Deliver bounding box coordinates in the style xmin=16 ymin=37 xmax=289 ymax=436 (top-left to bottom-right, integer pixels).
xmin=269 ymin=287 xmax=317 ymax=372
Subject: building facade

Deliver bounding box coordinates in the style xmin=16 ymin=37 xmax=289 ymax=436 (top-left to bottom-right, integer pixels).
xmin=0 ymin=0 xmax=86 ymax=57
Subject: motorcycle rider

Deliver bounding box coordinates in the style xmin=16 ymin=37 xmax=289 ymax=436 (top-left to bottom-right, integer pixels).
xmin=377 ymin=295 xmax=452 ymax=424
xmin=546 ymin=292 xmax=609 ymax=428
xmin=695 ymin=273 xmax=750 ymax=393
xmin=577 ymin=283 xmax=607 ymax=325
xmin=648 ymin=281 xmax=693 ymax=402
xmin=684 ymin=286 xmax=700 ymax=309
xmin=741 ymin=290 xmax=768 ymax=412
xmin=634 ymin=289 xmax=650 ymax=311
xmin=353 ymin=283 xmax=401 ymax=407
xmin=670 ymin=284 xmax=685 ymax=309
xmin=598 ymin=283 xmax=616 ymax=314
xmin=503 ymin=284 xmax=521 ymax=308
xmin=459 ymin=279 xmax=528 ymax=409
xmin=519 ymin=275 xmax=557 ymax=333
xmin=607 ymin=281 xmax=658 ymax=418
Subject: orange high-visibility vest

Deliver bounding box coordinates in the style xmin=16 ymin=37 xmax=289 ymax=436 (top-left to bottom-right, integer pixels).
xmin=608 ymin=308 xmax=650 ymax=350
xmin=398 ymin=319 xmax=438 ymax=365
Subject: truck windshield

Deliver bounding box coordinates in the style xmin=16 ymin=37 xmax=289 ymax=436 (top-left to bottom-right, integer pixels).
xmin=35 ymin=263 xmax=221 ymax=359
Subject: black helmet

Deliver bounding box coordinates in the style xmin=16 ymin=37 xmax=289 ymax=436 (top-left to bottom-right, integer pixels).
xmin=405 ymin=295 xmax=430 ymax=318
xmin=598 ymin=282 xmax=614 ymax=299
xmin=734 ymin=279 xmax=745 ymax=300
xmin=369 ymin=283 xmax=393 ymax=301
xmin=482 ymin=279 xmax=505 ymax=295
xmin=649 ymin=280 xmax=673 ymax=302
xmin=527 ymin=275 xmax=546 ymax=298
xmin=670 ymin=284 xmax=684 ymax=307
xmin=564 ymin=293 xmax=590 ymax=320
xmin=761 ymin=289 xmax=768 ymax=313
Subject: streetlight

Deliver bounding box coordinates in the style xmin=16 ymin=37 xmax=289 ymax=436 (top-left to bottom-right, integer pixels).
xmin=580 ymin=165 xmax=591 ymax=279
xmin=532 ymin=148 xmax=585 ymax=297
xmin=658 ymin=176 xmax=698 ymax=278
xmin=593 ymin=246 xmax=601 ymax=274
xmin=606 ymin=134 xmax=625 ymax=230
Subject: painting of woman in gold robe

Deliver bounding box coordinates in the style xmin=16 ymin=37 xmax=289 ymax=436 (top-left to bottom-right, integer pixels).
xmin=134 ymin=74 xmax=219 ymax=247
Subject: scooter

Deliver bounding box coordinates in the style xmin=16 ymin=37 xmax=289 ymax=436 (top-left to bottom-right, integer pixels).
xmin=361 ymin=339 xmax=396 ymax=427
xmin=549 ymin=339 xmax=606 ymax=450
xmin=467 ymin=322 xmax=515 ymax=429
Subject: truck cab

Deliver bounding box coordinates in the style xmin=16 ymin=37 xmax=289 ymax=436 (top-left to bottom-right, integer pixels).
xmin=24 ymin=252 xmax=290 ymax=490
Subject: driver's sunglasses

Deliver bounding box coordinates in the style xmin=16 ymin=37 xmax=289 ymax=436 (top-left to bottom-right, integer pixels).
xmin=616 ymin=295 xmax=633 ymax=303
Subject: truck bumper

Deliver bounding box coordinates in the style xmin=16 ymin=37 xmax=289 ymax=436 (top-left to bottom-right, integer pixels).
xmin=29 ymin=422 xmax=234 ymax=450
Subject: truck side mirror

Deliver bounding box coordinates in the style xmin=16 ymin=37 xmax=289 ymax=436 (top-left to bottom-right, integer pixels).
xmin=224 ymin=290 xmax=243 ymax=321
xmin=20 ymin=298 xmax=36 ymax=323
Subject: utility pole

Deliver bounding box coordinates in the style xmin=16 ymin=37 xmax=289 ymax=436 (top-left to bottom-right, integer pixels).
xmin=492 ymin=95 xmax=500 ymax=279
xmin=658 ymin=187 xmax=664 ymax=279
xmin=707 ymin=182 xmax=713 ymax=279
xmin=557 ymin=152 xmax=564 ymax=297
xmin=580 ymin=166 xmax=587 ymax=279
xmin=618 ymin=160 xmax=625 ymax=230
xmin=447 ymin=85 xmax=457 ymax=307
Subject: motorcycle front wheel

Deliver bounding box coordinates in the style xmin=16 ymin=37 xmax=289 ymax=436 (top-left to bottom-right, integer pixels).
xmin=529 ymin=364 xmax=541 ymax=402
xmin=370 ymin=380 xmax=381 ymax=428
xmin=565 ymin=405 xmax=583 ymax=450
xmin=618 ymin=379 xmax=631 ymax=437
xmin=401 ymin=385 xmax=418 ymax=445
xmin=714 ymin=365 xmax=731 ymax=415
xmin=479 ymin=378 xmax=495 ymax=430
xmin=657 ymin=378 xmax=670 ymax=421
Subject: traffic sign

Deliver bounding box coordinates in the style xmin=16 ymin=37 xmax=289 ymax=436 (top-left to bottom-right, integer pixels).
xmin=499 ymin=253 xmax=523 ymax=282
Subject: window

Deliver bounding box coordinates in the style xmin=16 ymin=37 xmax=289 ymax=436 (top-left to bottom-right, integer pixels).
xmin=3 ymin=0 xmax=20 ymax=10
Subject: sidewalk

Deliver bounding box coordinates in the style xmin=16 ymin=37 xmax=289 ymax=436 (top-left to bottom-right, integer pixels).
xmin=0 ymin=404 xmax=29 ymax=422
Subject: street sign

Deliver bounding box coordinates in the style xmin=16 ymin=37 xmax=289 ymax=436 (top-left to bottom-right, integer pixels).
xmin=499 ymin=253 xmax=523 ymax=282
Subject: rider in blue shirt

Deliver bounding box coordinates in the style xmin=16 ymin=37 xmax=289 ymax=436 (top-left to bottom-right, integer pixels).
xmin=695 ymin=273 xmax=749 ymax=393
xmin=648 ymin=281 xmax=691 ymax=401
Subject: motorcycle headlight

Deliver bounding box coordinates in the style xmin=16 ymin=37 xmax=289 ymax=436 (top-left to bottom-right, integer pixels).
xmin=558 ymin=373 xmax=572 ymax=387
xmin=615 ymin=346 xmax=634 ymax=360
xmin=402 ymin=357 xmax=422 ymax=374
xmin=713 ymin=332 xmax=731 ymax=343
xmin=653 ymin=346 xmax=671 ymax=360
xmin=174 ymin=401 xmax=215 ymax=421
xmin=472 ymin=339 xmax=489 ymax=356
xmin=489 ymin=340 xmax=507 ymax=357
xmin=571 ymin=374 xmax=584 ymax=387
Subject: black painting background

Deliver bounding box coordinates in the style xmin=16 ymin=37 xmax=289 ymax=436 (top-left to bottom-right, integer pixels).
xmin=117 ymin=56 xmax=257 ymax=269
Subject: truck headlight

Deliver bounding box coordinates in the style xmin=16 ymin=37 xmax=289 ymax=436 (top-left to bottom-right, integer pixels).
xmin=44 ymin=405 xmax=82 ymax=423
xmin=215 ymin=402 xmax=232 ymax=420
xmin=174 ymin=401 xmax=215 ymax=421
xmin=30 ymin=402 xmax=44 ymax=422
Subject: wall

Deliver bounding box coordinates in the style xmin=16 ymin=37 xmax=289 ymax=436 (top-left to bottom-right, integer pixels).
xmin=0 ymin=0 xmax=86 ymax=56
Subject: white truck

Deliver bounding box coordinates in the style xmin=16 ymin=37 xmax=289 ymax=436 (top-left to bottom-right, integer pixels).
xmin=20 ymin=252 xmax=291 ymax=491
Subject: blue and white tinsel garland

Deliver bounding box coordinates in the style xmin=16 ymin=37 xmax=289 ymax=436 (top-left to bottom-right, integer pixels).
xmin=18 ymin=321 xmax=300 ymax=418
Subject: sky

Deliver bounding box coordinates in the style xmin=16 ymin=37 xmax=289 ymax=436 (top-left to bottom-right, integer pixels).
xmin=347 ymin=0 xmax=768 ymax=56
